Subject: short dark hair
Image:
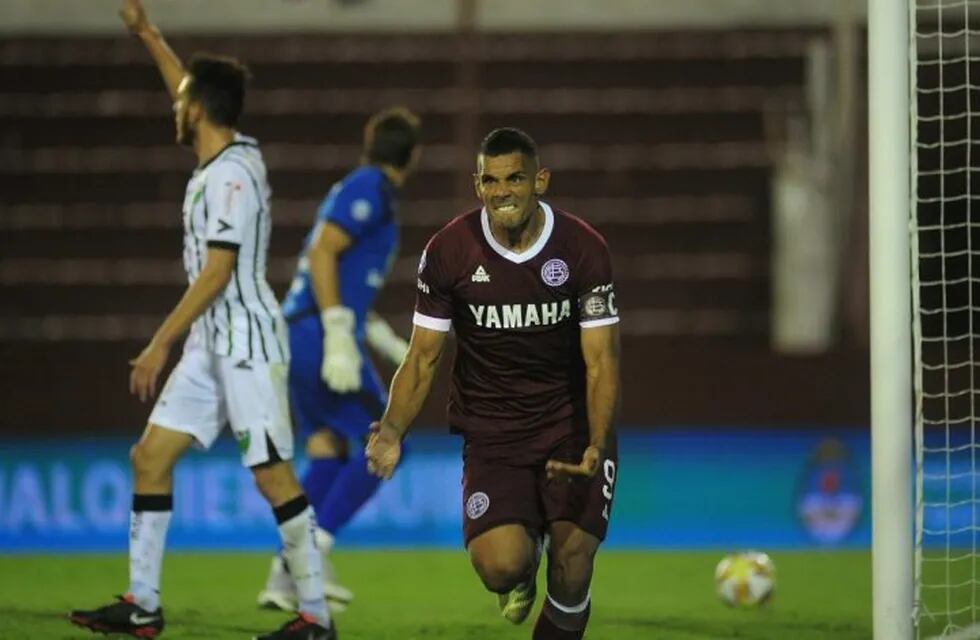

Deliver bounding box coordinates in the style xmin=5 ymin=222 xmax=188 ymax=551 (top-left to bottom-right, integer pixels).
xmin=479 ymin=127 xmax=538 ymax=161
xmin=186 ymin=53 xmax=251 ymax=128
xmin=364 ymin=107 xmax=421 ymax=169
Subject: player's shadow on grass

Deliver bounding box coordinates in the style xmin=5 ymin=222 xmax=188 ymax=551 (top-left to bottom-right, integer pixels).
xmin=169 ymin=607 xmax=264 ymax=637
xmin=0 ymin=606 xmax=58 ymax=623
xmin=0 ymin=606 xmax=259 ymax=640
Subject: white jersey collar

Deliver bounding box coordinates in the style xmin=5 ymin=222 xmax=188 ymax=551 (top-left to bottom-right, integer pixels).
xmin=480 ymin=201 xmax=555 ymax=264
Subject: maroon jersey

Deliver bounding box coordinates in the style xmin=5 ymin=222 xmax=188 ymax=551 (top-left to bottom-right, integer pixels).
xmin=414 ymin=202 xmax=619 ymax=463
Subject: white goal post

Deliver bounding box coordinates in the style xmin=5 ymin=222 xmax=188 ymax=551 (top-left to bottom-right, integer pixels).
xmin=870 ymin=0 xmax=913 ymax=638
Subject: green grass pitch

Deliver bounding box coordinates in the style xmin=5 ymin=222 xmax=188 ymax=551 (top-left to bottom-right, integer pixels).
xmin=0 ymin=550 xmax=870 ymax=639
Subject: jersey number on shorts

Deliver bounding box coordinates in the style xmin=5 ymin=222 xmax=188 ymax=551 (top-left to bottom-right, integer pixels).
xmin=601 ymin=459 xmax=616 ymax=521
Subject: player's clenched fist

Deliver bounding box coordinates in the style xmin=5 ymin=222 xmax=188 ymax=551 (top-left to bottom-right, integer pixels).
xmin=365 ymin=421 xmax=402 ymax=480
xmin=119 ymin=0 xmax=149 ymax=34
xmin=545 ymin=444 xmax=603 ymax=480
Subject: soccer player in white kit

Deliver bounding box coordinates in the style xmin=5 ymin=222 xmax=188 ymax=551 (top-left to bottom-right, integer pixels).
xmin=69 ymin=2 xmax=335 ymax=639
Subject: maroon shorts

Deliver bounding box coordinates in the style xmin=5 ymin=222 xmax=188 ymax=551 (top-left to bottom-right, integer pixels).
xmin=461 ymin=434 xmax=618 ymax=545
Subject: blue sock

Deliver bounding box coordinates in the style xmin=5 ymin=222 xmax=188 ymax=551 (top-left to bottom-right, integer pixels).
xmin=302 ymin=458 xmax=345 ymax=507
xmin=315 ymin=447 xmax=387 ymax=534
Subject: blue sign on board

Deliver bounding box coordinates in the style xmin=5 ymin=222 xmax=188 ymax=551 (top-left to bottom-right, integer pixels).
xmin=0 ymin=430 xmax=873 ymax=552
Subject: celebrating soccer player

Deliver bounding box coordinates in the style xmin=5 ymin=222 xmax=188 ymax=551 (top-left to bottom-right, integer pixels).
xmin=257 ymin=108 xmax=421 ymax=613
xmin=68 ymin=2 xmax=334 ymax=639
xmin=366 ymin=128 xmax=620 ymax=640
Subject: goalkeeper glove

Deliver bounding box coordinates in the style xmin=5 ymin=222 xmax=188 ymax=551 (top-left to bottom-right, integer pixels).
xmin=366 ymin=315 xmax=409 ymax=366
xmin=320 ymin=306 xmax=362 ymax=393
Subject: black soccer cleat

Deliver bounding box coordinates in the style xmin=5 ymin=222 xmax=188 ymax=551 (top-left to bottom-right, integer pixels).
xmin=69 ymin=594 xmax=165 ymax=638
xmin=253 ymin=613 xmax=337 ymax=640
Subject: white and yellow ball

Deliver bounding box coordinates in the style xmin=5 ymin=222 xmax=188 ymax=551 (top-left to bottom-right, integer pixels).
xmin=714 ymin=551 xmax=776 ymax=607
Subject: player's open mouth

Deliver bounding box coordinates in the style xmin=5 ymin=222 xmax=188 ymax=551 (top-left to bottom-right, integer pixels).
xmin=493 ymin=203 xmax=519 ymax=213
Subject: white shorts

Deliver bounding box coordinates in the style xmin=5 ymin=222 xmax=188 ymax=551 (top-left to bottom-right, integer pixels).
xmin=149 ymin=343 xmax=294 ymax=467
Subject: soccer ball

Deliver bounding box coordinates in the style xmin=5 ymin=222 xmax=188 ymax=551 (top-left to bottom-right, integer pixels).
xmin=714 ymin=551 xmax=776 ymax=607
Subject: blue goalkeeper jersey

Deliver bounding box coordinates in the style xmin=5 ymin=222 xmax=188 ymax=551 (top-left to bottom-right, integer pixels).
xmin=282 ymin=165 xmax=399 ymax=341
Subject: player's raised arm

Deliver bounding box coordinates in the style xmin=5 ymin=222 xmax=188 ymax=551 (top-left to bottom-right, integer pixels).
xmin=365 ymin=325 xmax=447 ymax=479
xmin=119 ymin=0 xmax=185 ymax=100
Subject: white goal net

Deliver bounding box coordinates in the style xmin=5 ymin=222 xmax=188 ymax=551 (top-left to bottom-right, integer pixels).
xmin=913 ymin=1 xmax=980 ymax=637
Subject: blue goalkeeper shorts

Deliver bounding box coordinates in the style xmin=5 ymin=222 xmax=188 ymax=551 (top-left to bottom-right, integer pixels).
xmin=287 ymin=313 xmax=387 ymax=441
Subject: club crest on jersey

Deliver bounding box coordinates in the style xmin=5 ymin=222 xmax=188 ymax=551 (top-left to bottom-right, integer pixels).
xmin=233 ymin=430 xmax=251 ymax=455
xmin=466 ymin=492 xmax=490 ymax=519
xmin=223 ymin=181 xmax=242 ymax=215
xmin=471 ymin=265 xmax=491 ymax=283
xmin=351 ymin=198 xmax=373 ymax=222
xmin=469 ymin=300 xmax=572 ymax=329
xmin=584 ymin=295 xmax=607 ymax=317
xmin=581 ymin=283 xmax=618 ymax=319
xmin=541 ymin=258 xmax=570 ymax=287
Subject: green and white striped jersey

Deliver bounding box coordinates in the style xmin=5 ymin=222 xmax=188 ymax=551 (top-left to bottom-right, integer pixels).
xmin=180 ymin=133 xmax=287 ymax=363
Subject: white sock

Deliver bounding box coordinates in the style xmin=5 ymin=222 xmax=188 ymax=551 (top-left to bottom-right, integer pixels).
xmin=278 ymin=503 xmax=330 ymax=627
xmin=128 ymin=505 xmax=172 ymax=612
xmin=547 ymin=590 xmax=591 ymax=614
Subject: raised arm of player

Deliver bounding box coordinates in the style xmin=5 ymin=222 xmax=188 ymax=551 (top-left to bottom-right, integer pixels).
xmin=365 ymin=325 xmax=447 ymax=479
xmin=546 ymin=323 xmax=621 ymax=479
xmin=129 ymin=247 xmax=236 ymax=402
xmin=119 ymin=0 xmax=185 ymax=100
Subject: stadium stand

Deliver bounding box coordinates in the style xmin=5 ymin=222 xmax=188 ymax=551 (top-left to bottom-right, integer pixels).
xmin=0 ymin=30 xmax=869 ymax=432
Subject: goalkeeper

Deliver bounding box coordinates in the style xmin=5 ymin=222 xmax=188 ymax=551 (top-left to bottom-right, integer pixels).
xmin=259 ymin=107 xmax=421 ymax=613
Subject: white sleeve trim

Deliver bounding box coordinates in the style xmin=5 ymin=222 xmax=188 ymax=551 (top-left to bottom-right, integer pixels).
xmin=580 ymin=316 xmax=620 ymax=329
xmin=413 ymin=311 xmax=452 ymax=332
